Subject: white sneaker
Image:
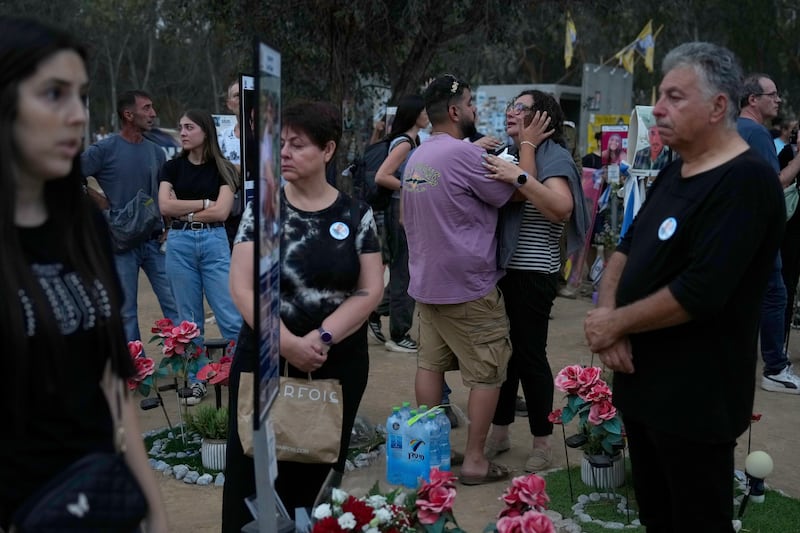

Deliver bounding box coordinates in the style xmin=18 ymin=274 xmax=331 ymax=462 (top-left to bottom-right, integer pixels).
xmin=183 ymin=382 xmax=208 ymax=405
xmin=761 ymin=365 xmax=800 ymax=394
xmin=385 ymin=336 xmax=418 ymax=353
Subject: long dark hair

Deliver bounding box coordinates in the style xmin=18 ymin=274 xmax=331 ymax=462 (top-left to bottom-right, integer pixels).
xmin=389 ymin=94 xmax=425 ymax=145
xmin=179 ymin=109 xmax=239 ymax=190
xmin=0 ymin=17 xmax=129 ymax=426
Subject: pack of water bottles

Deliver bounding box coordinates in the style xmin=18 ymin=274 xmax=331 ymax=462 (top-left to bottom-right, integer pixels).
xmin=386 ymin=401 xmax=452 ymax=489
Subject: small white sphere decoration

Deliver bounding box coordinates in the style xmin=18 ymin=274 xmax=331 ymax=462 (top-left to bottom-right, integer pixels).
xmin=745 ymin=451 xmax=774 ymax=479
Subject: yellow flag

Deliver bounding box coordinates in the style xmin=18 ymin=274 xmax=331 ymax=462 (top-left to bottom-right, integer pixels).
xmin=633 ymin=20 xmax=655 ymax=72
xmin=615 ymin=47 xmax=635 ymax=74
xmin=564 ymin=11 xmax=577 ymax=69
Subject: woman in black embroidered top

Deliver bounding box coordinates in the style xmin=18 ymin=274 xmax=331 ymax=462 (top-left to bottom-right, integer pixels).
xmin=158 ymin=109 xmax=243 ymax=403
xmin=0 ymin=17 xmax=167 ymax=531
xmin=221 ymin=101 xmax=383 ymax=529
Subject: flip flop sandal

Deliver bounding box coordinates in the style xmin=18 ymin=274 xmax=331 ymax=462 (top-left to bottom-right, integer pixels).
xmin=459 ymin=461 xmax=510 ymax=486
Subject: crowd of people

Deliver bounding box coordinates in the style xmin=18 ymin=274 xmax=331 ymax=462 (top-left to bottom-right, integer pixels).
xmin=3 ymin=13 xmax=800 ymax=533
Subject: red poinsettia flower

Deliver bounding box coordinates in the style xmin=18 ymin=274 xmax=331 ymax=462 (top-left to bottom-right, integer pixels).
xmin=197 ymin=360 xmax=232 ymax=385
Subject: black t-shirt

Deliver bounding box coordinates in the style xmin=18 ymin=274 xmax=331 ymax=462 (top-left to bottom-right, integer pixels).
xmin=1 ymin=214 xmax=134 ymax=519
xmin=613 ymin=149 xmax=784 ymax=442
xmin=582 ymin=152 xmax=602 ymax=170
xmin=159 ymin=156 xmax=224 ymax=200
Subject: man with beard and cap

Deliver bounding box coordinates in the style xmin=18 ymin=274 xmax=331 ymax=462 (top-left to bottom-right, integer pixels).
xmin=401 ymin=74 xmax=516 ymax=486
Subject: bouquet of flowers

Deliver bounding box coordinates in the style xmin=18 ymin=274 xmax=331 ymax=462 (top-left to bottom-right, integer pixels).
xmin=149 ymin=318 xmax=209 ymax=380
xmin=311 ymin=468 xmax=463 ymax=533
xmin=548 ymin=365 xmax=623 ymax=456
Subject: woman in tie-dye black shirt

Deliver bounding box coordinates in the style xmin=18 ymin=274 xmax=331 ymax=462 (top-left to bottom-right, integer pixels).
xmin=222 ymin=101 xmax=382 ymax=530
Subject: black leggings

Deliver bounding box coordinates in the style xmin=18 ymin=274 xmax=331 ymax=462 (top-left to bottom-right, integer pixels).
xmin=493 ymin=270 xmax=558 ymax=435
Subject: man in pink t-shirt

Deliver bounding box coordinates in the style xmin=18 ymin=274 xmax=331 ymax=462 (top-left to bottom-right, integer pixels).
xmin=402 ymin=74 xmax=516 ymax=485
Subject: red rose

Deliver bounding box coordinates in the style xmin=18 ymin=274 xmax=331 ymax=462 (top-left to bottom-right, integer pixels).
xmin=554 ymin=364 xmax=583 ymax=394
xmin=162 ymin=336 xmax=177 ymax=357
xmin=151 ymin=318 xmax=174 ymax=336
xmin=174 ymin=320 xmax=200 ymax=344
xmin=416 ymin=485 xmax=456 ymax=524
xmin=127 ymin=340 xmax=144 ymax=358
xmin=583 ymin=381 xmax=611 ymax=402
xmin=133 ymin=355 xmax=155 ymax=381
xmin=341 ymin=495 xmax=374 ymax=527
xmin=311 ymin=516 xmax=343 ymax=533
xmin=518 ymin=510 xmax=555 ymax=533
xmin=588 ymin=398 xmax=617 ymax=425
xmin=501 ymin=474 xmax=549 ymax=511
xmin=547 ymin=409 xmax=563 ymax=425
xmin=577 ymin=366 xmax=602 ymax=394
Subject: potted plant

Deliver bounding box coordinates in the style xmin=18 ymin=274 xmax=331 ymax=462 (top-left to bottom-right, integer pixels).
xmin=186 ymin=405 xmax=229 ymax=471
xmin=549 ymin=364 xmax=625 ymax=488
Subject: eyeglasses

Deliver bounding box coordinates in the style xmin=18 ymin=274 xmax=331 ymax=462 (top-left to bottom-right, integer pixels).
xmin=755 ymin=91 xmax=780 ymax=100
xmin=506 ymin=103 xmax=534 ymax=115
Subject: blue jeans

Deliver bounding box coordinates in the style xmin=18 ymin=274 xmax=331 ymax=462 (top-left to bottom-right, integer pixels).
xmin=113 ymin=238 xmax=178 ymax=343
xmin=761 ymin=253 xmax=789 ymax=375
xmin=165 ymin=226 xmax=242 ymax=344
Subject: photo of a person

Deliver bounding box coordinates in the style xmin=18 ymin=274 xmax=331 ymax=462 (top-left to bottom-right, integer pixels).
xmin=632 ymin=115 xmax=671 ymax=171
xmin=601 ymin=132 xmax=627 ymax=165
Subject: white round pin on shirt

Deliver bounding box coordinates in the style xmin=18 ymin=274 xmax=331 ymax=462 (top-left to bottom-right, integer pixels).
xmin=658 ymin=217 xmax=677 ymax=241
xmin=329 ymin=221 xmax=349 ymax=240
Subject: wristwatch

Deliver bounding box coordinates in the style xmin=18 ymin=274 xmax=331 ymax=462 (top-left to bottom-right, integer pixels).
xmin=516 ymin=173 xmax=528 ymax=188
xmin=318 ymin=327 xmax=334 ymax=345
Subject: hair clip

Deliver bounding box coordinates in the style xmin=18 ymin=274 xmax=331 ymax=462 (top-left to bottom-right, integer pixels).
xmin=450 ymin=80 xmax=459 ymax=94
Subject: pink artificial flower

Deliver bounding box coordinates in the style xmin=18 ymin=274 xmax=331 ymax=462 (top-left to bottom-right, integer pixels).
xmin=173 ymin=320 xmax=200 ymax=344
xmin=151 ymin=318 xmax=174 ymax=336
xmin=554 ymin=364 xmax=583 ymax=394
xmin=583 ymin=380 xmax=611 ymax=402
xmin=162 ymin=336 xmax=177 ymax=357
xmin=196 ymin=360 xmax=231 ymax=385
xmin=547 ymin=409 xmax=563 ymax=425
xmin=127 ymin=340 xmax=144 ymax=358
xmin=133 ymin=355 xmax=155 ymax=381
xmin=519 ymin=510 xmax=555 ymax=533
xmin=416 ymin=485 xmax=456 ymax=524
xmin=576 ymin=366 xmax=602 ymax=394
xmin=501 ymin=474 xmax=549 ymax=511
xmin=417 ymin=468 xmax=457 ymax=524
xmin=588 ymin=398 xmax=617 ymax=425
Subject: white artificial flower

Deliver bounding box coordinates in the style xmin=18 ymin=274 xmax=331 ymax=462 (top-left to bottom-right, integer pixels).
xmin=338 ymin=512 xmax=357 ymax=530
xmin=374 ymin=507 xmax=393 ymax=524
xmin=496 ymin=147 xmax=519 ymax=165
xmin=312 ymin=503 xmax=332 ymax=520
xmin=366 ymin=495 xmax=387 ymax=508
xmin=331 ymin=488 xmax=348 ymax=505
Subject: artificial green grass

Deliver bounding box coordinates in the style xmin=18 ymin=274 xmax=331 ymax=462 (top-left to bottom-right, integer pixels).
xmin=144 ymin=426 xmax=220 ymax=475
xmin=541 ymin=463 xmax=800 ymax=532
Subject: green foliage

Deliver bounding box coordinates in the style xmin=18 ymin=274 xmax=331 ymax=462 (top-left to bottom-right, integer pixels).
xmin=185 ymin=405 xmax=228 ymax=440
xmin=143 ymin=426 xmax=221 ymax=474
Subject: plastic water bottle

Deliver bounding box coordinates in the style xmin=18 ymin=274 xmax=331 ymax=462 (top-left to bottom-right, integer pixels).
xmin=402 ymin=414 xmax=431 ymax=488
xmin=399 ymin=401 xmax=412 ymax=421
xmin=434 ymin=407 xmax=452 ymax=471
xmin=424 ymin=412 xmax=441 ymax=471
xmin=386 ymin=406 xmax=403 ymax=485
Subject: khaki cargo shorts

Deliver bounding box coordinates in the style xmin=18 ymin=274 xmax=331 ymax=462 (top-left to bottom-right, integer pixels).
xmin=416 ymin=286 xmax=511 ymax=389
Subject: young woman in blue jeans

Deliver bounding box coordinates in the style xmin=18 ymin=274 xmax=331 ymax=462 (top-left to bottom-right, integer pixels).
xmin=158 ymin=109 xmax=243 ymax=403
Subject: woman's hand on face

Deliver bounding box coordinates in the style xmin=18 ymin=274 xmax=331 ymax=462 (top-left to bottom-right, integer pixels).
xmin=284 ymin=330 xmax=328 ymax=373
xmin=520 ymin=110 xmax=555 ymax=146
xmin=481 ymin=153 xmax=519 ymax=184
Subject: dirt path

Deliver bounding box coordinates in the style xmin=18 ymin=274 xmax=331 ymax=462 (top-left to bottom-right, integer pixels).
xmin=135 ymin=274 xmax=800 ymax=532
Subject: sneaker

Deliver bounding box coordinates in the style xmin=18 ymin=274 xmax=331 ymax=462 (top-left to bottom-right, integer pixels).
xmin=385 ymin=336 xmax=418 ymax=353
xmin=761 ymin=365 xmax=800 ymax=394
xmin=515 ymin=396 xmax=527 ymax=416
xmin=367 ymin=316 xmax=386 ymax=344
xmin=183 ymin=382 xmax=207 ymax=406
xmin=524 ymin=447 xmax=553 ymax=472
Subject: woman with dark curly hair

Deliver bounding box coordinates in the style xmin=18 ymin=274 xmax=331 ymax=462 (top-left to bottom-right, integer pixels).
xmin=481 ymin=89 xmax=587 ymax=473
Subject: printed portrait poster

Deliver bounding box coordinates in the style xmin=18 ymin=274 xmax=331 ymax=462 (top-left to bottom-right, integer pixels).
xmin=255 ymin=43 xmax=281 ymax=426
xmin=586 ymin=114 xmax=629 ymax=157
xmin=600 ymin=125 xmax=629 ymax=166
xmin=628 ymin=105 xmax=671 ymax=175
xmin=240 ymin=75 xmax=257 ymax=206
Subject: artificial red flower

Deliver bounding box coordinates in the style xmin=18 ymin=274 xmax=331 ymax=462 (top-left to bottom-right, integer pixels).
xmin=576 ymin=366 xmax=602 ymax=394
xmin=500 ymin=474 xmax=550 ymax=511
xmin=341 ymin=495 xmax=374 ymax=527
xmin=751 ymin=413 xmax=762 ymax=422
xmin=554 ymin=364 xmax=583 ymax=394
xmin=311 ymin=516 xmax=343 ymax=533
xmin=582 ymin=380 xmax=611 ymax=402
xmin=588 ymin=398 xmax=617 ymax=425
xmin=197 ymin=360 xmax=231 ymax=385
xmin=151 ymin=318 xmax=174 ymax=336
xmin=547 ymin=409 xmax=563 ymax=425
xmin=128 ymin=340 xmax=144 ymax=358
